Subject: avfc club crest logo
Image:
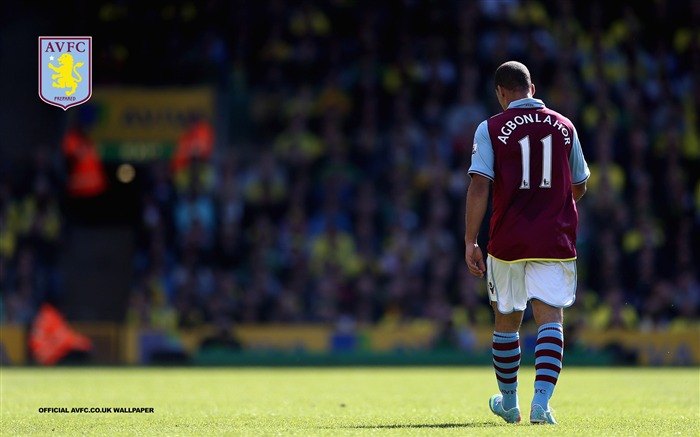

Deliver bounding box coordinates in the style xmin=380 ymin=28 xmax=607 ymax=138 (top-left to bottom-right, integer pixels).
xmin=39 ymin=36 xmax=92 ymax=110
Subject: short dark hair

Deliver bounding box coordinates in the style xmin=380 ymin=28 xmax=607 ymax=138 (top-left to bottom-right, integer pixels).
xmin=494 ymin=61 xmax=531 ymax=91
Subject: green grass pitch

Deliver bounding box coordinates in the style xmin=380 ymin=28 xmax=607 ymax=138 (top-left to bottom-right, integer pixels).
xmin=2 ymin=367 xmax=698 ymax=436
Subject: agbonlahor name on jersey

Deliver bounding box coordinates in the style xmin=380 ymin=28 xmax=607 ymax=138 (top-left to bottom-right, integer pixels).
xmin=497 ymin=113 xmax=571 ymax=145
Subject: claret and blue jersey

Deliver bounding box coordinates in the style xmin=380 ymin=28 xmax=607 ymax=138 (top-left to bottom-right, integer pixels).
xmin=468 ymin=98 xmax=590 ymax=262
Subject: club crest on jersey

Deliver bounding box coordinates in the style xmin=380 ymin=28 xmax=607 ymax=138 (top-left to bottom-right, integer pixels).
xmin=39 ymin=37 xmax=92 ymax=110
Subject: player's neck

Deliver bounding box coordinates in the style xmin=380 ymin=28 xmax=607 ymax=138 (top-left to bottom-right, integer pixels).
xmin=504 ymin=93 xmax=533 ymax=108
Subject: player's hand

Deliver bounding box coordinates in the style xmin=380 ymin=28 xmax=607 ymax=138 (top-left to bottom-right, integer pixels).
xmin=465 ymin=243 xmax=485 ymax=278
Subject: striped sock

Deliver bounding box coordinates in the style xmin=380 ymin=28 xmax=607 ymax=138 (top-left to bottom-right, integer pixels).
xmin=493 ymin=331 xmax=520 ymax=410
xmin=533 ymin=322 xmax=564 ymax=408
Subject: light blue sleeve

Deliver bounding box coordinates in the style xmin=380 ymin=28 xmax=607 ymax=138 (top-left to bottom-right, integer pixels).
xmin=569 ymin=126 xmax=590 ymax=185
xmin=468 ymin=121 xmax=495 ymax=181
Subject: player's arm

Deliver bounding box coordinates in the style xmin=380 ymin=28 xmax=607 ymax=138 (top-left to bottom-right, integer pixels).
xmin=465 ymin=121 xmax=494 ymax=277
xmin=465 ymin=175 xmax=490 ymax=246
xmin=569 ymin=126 xmax=590 ymax=203
xmin=572 ymin=180 xmax=587 ymax=202
xmin=465 ymin=174 xmax=490 ymax=277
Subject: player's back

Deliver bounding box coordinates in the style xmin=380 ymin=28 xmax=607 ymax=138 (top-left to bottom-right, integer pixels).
xmin=485 ymin=105 xmax=579 ymax=262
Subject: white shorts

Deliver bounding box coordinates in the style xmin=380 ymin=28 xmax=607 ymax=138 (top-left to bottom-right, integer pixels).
xmin=487 ymin=255 xmax=577 ymax=314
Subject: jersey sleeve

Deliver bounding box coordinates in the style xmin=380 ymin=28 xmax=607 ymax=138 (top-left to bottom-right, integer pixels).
xmin=468 ymin=120 xmax=495 ymax=181
xmin=569 ymin=126 xmax=590 ymax=185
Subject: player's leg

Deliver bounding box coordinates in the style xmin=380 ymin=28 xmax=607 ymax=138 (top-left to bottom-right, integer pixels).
xmin=525 ymin=260 xmax=576 ymax=424
xmin=530 ymin=299 xmax=563 ymax=423
xmin=487 ymin=257 xmax=527 ymax=423
xmin=491 ymin=302 xmax=523 ymax=412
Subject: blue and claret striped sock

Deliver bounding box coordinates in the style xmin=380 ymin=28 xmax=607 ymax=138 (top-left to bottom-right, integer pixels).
xmin=492 ymin=331 xmax=520 ymax=410
xmin=533 ymin=322 xmax=564 ymax=408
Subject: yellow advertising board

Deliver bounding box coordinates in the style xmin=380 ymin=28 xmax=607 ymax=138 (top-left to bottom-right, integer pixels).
xmin=84 ymin=87 xmax=214 ymax=161
xmin=3 ymin=323 xmax=698 ymax=365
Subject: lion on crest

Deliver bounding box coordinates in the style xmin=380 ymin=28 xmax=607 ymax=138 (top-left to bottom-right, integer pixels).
xmin=48 ymin=53 xmax=83 ymax=96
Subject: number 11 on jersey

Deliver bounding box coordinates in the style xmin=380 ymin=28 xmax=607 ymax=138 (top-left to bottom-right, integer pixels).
xmin=518 ymin=134 xmax=552 ymax=189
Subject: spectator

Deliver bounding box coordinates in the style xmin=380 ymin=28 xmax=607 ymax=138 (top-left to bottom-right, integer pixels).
xmin=3 ymin=0 xmax=698 ymax=335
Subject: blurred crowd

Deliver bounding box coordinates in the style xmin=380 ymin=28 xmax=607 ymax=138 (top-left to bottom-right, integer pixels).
xmin=1 ymin=0 xmax=699 ymax=338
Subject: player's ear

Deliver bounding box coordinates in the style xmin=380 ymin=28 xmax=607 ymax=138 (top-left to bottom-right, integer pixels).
xmin=530 ymin=83 xmax=536 ymax=97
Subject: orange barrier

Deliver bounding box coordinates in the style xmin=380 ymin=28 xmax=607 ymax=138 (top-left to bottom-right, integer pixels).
xmin=28 ymin=304 xmax=92 ymax=365
xmin=62 ymin=128 xmax=108 ymax=198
